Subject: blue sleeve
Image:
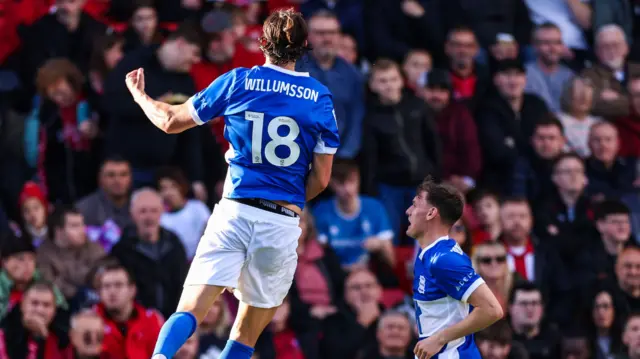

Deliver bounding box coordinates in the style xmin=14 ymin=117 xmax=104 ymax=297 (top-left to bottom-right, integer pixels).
xmin=187 ymin=69 xmax=237 ymax=125
xmin=313 ymin=93 xmax=340 ymax=154
xmin=430 ymin=252 xmax=484 ymax=302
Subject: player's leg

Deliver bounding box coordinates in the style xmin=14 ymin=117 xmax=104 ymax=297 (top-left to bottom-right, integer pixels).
xmin=153 ymin=201 xmax=249 ymax=359
xmin=218 ymin=212 xmax=302 ymax=359
xmin=152 ymin=284 xmax=226 ymax=359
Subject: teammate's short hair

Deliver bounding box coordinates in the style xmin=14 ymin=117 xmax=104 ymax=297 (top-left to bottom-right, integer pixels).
xmin=156 ymin=166 xmax=191 ymax=197
xmin=533 ymin=113 xmax=564 ymax=135
xmin=370 ymin=58 xmax=401 ymax=77
xmin=476 ymin=319 xmax=512 ymax=344
xmin=36 ymin=58 xmax=85 ymax=96
xmin=508 ymin=281 xmax=542 ymax=305
xmin=49 ymin=205 xmax=82 ymax=232
xmin=260 ymin=9 xmax=311 ymax=65
xmin=331 ymin=159 xmax=359 ymax=182
xmin=595 ymin=200 xmax=630 ymax=221
xmin=417 ymin=176 xmax=464 ymax=226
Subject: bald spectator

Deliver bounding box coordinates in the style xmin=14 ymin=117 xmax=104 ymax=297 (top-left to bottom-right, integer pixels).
xmin=322 ymin=268 xmax=384 ymax=359
xmin=585 ymin=122 xmax=636 ymax=199
xmin=582 ymin=25 xmax=640 ymax=118
xmin=615 ymin=246 xmax=640 ymax=311
xmin=110 ymin=187 xmax=188 ymax=318
xmin=525 ymin=23 xmax=575 ymax=112
xmin=76 ymin=156 xmax=134 ymax=249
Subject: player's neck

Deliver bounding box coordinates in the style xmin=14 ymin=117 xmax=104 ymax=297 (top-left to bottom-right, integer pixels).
xmin=264 ymin=60 xmax=296 ymax=72
xmin=417 ymin=226 xmax=451 ymax=249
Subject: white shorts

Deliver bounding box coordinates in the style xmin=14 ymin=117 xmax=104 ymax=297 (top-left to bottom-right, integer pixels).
xmin=185 ymin=198 xmax=301 ymax=308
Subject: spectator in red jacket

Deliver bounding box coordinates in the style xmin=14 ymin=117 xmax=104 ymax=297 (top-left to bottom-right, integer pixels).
xmin=0 ymin=281 xmax=72 ymax=359
xmin=419 ymin=68 xmax=482 ymax=193
xmin=93 ymin=259 xmax=163 ymax=359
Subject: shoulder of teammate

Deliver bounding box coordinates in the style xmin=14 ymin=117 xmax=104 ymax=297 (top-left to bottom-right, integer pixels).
xmin=188 ymin=67 xmax=249 ymax=125
xmin=311 ymin=86 xmax=340 ymax=154
xmin=429 ymin=241 xmax=484 ymax=302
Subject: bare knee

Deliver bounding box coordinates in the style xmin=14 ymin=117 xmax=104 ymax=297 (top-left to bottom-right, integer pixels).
xmin=177 ymin=285 xmax=225 ymax=322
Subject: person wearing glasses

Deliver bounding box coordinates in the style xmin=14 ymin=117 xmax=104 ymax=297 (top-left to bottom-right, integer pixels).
xmin=472 ymin=242 xmax=523 ymax=310
xmin=508 ymin=282 xmax=561 ymax=359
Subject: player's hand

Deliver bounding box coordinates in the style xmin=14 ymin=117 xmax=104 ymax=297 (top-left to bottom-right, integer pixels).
xmin=192 ymin=181 xmax=208 ymax=203
xmin=125 ymin=68 xmax=146 ymax=101
xmin=363 ymin=237 xmax=384 ymax=252
xmin=414 ymin=334 xmax=447 ymax=359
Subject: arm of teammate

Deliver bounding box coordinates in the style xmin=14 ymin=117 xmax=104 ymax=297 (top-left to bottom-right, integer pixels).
xmin=414 ymin=253 xmax=503 ymax=359
xmin=125 ymin=68 xmax=234 ymax=134
xmin=306 ymin=94 xmax=341 ymax=201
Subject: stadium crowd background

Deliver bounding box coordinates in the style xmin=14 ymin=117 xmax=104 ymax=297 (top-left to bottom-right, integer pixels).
xmin=3 ymin=0 xmax=640 ymax=358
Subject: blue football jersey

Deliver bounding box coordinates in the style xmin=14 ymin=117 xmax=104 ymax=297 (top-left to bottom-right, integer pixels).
xmin=313 ymin=196 xmax=394 ymax=266
xmin=413 ymin=237 xmax=484 ymax=358
xmin=188 ymin=64 xmax=340 ymax=209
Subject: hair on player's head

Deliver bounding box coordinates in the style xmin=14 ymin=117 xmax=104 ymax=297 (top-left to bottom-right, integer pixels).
xmin=417 ymin=176 xmax=464 ymax=226
xmin=260 ymin=8 xmax=311 ymax=65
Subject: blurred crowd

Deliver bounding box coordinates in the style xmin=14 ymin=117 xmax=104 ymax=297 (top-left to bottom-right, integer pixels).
xmin=3 ymin=0 xmax=640 ymax=358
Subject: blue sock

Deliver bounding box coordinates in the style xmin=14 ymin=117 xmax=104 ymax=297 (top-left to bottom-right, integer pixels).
xmin=152 ymin=312 xmax=197 ymax=359
xmin=219 ymin=340 xmax=255 ymax=359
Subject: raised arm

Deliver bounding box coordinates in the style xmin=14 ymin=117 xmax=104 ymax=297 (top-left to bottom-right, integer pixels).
xmin=125 ymin=67 xmax=235 ymax=134
xmin=125 ymin=68 xmax=197 ymax=134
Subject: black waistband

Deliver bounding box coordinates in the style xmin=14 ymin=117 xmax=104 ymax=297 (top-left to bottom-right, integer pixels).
xmin=227 ymin=198 xmax=299 ymax=218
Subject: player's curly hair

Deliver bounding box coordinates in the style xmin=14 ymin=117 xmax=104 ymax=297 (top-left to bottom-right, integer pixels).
xmin=259 ymin=9 xmax=311 ymax=65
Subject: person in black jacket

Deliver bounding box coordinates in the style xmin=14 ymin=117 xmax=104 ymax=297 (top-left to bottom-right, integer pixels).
xmin=109 ymin=188 xmax=188 ymax=319
xmin=362 ymin=58 xmax=441 ymax=245
xmin=17 ymin=0 xmax=107 ymax=99
xmin=102 ymin=22 xmax=206 ymax=196
xmin=476 ymin=59 xmax=549 ymax=193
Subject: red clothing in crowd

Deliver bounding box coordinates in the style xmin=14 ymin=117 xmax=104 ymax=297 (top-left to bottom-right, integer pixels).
xmin=614 ymin=107 xmax=640 ymax=157
xmin=435 ymin=102 xmax=482 ymax=179
xmin=94 ymin=303 xmax=163 ymax=359
xmin=267 ymin=0 xmax=301 ymax=13
xmin=273 ymin=329 xmax=305 ymax=359
xmin=450 ymin=73 xmax=478 ymax=100
xmin=0 ymin=328 xmax=72 ymax=359
xmin=504 ymin=238 xmax=536 ymax=281
xmin=0 ymin=0 xmax=51 ymax=64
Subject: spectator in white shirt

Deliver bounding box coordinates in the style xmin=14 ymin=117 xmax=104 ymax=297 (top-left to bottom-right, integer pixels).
xmin=156 ymin=167 xmax=211 ymax=260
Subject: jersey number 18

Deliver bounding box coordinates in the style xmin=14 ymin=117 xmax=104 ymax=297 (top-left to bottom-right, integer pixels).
xmin=245 ymin=111 xmax=300 ymax=167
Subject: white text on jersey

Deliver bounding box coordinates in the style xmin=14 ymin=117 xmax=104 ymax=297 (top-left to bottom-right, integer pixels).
xmin=245 ymin=78 xmax=319 ymax=102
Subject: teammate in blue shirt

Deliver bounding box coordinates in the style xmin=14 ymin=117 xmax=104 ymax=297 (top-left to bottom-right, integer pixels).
xmin=406 ymin=178 xmax=503 ymax=359
xmin=125 ymin=10 xmax=339 ymax=359
xmin=313 ymin=160 xmax=395 ymax=269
